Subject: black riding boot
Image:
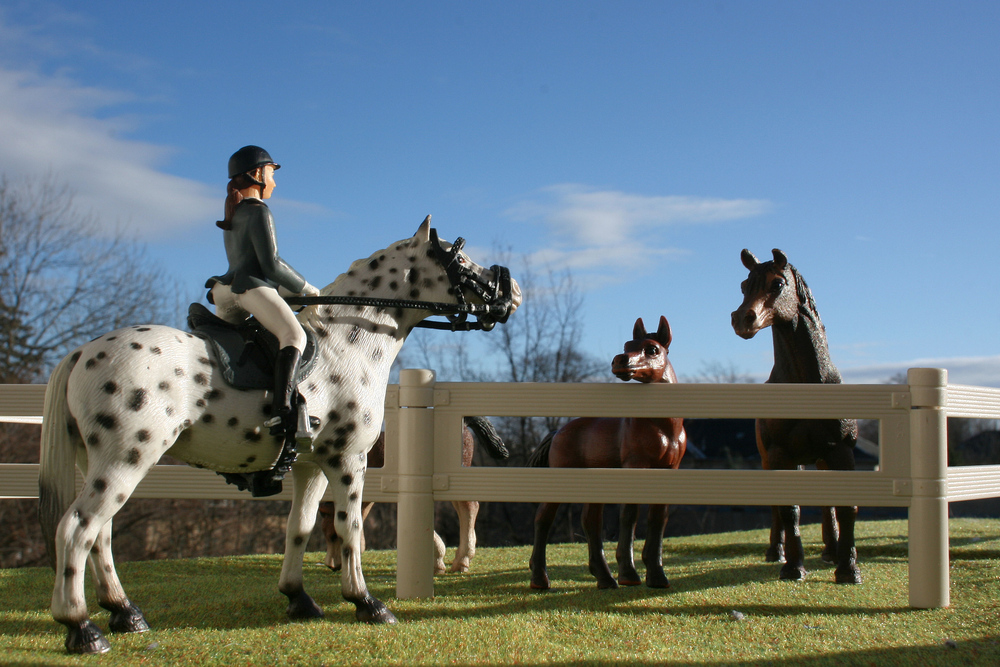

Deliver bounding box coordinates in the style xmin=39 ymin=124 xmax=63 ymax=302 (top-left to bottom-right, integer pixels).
xmin=269 ymin=346 xmax=302 ymax=437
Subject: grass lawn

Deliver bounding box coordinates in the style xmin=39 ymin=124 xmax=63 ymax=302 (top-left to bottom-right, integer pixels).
xmin=1 ymin=518 xmax=998 ymax=666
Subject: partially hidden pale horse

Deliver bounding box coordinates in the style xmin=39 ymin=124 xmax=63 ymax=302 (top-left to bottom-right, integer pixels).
xmin=731 ymin=248 xmax=861 ymax=584
xmin=37 ymin=217 xmax=520 ymax=654
xmin=529 ymin=316 xmax=687 ymax=590
xmin=319 ymin=416 xmax=508 ymax=575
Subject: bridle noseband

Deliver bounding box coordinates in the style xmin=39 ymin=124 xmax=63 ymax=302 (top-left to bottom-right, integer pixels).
xmin=285 ymin=228 xmax=515 ymax=331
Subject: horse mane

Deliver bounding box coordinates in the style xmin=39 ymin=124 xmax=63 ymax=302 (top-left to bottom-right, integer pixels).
xmin=788 ymin=263 xmax=824 ymax=333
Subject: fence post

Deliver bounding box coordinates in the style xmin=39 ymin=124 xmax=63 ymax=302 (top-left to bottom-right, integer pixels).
xmin=395 ymin=369 xmax=437 ymax=599
xmin=907 ymin=367 xmax=950 ymax=608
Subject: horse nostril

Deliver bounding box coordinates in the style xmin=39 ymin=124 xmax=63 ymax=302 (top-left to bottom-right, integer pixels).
xmin=743 ymin=311 xmax=756 ymax=328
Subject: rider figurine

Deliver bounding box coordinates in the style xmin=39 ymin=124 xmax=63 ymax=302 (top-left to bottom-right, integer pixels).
xmin=206 ymin=145 xmax=320 ymax=440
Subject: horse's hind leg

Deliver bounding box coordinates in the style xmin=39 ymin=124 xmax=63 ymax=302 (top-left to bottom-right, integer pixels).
xmin=642 ymin=504 xmax=670 ymax=588
xmin=582 ymin=503 xmax=617 ymax=589
xmin=820 ymin=506 xmax=839 ymax=564
xmin=834 ymin=505 xmax=861 ymax=584
xmin=88 ymin=520 xmax=148 ymax=634
xmin=279 ymin=462 xmax=328 ymax=619
xmin=530 ymin=502 xmax=559 ymax=589
xmin=615 ymin=504 xmax=641 ymax=586
xmin=766 ymin=506 xmax=786 ymax=563
xmin=450 ymin=500 xmax=478 ymax=573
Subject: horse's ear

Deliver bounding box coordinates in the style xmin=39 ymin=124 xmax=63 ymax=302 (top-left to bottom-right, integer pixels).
xmin=655 ymin=316 xmax=672 ymax=350
xmin=771 ymin=248 xmax=788 ymax=271
xmin=414 ymin=215 xmax=432 ymax=243
xmin=741 ymin=249 xmax=759 ymax=270
xmin=632 ymin=318 xmax=647 ymax=341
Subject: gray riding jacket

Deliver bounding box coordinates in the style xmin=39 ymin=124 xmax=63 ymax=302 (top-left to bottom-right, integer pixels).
xmin=206 ymin=199 xmax=307 ymax=295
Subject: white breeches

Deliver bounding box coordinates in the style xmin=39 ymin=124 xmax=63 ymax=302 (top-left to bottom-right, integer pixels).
xmin=210 ymin=284 xmax=307 ymax=352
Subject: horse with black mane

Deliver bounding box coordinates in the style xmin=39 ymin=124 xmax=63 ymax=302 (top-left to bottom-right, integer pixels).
xmin=731 ymin=248 xmax=861 ymax=584
xmin=37 ymin=217 xmax=520 ymax=653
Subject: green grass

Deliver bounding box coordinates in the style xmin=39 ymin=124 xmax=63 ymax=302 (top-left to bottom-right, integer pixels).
xmin=2 ymin=518 xmax=999 ymax=666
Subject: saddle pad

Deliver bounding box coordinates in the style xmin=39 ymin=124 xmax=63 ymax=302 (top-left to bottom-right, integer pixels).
xmin=187 ymin=303 xmax=318 ymax=391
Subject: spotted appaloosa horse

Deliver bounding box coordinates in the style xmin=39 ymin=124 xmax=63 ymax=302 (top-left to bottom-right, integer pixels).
xmin=529 ymin=316 xmax=686 ymax=590
xmin=319 ymin=416 xmax=508 ymax=574
xmin=731 ymin=248 xmax=860 ymax=584
xmin=37 ymin=217 xmax=520 ymax=654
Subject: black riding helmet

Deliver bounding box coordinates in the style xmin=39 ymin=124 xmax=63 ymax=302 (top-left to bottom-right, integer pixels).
xmin=228 ymin=145 xmax=281 ymax=179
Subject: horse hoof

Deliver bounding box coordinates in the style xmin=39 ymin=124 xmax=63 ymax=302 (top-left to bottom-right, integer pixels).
xmin=285 ymin=591 xmax=324 ymax=620
xmin=103 ymin=601 xmax=150 ymax=634
xmin=645 ymin=575 xmax=670 ymax=589
xmin=596 ymin=578 xmax=619 ymax=590
xmin=779 ymin=565 xmax=807 ymax=581
xmin=63 ymin=620 xmax=111 ymax=655
xmin=821 ymin=550 xmax=837 ymax=565
xmin=352 ymin=595 xmax=397 ymax=624
xmin=618 ymin=578 xmax=642 ymax=587
xmin=835 ymin=566 xmax=862 ymax=584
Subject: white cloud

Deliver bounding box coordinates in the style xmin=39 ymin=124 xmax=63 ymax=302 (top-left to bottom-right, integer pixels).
xmin=840 ymin=355 xmax=1000 ymax=388
xmin=0 ymin=66 xmax=216 ymax=238
xmin=505 ymin=184 xmax=771 ymax=276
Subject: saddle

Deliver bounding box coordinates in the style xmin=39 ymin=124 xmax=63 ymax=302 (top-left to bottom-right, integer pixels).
xmin=187 ymin=303 xmax=318 ymax=390
xmin=186 ymin=303 xmax=318 ymax=497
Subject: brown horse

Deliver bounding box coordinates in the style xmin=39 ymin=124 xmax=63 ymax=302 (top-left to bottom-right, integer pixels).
xmin=529 ymin=316 xmax=686 ymax=589
xmin=731 ymin=248 xmax=861 ymax=584
xmin=319 ymin=416 xmax=507 ymax=574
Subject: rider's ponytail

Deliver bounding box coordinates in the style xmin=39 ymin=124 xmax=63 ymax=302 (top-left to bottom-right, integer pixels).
xmin=217 ymin=172 xmax=261 ymax=230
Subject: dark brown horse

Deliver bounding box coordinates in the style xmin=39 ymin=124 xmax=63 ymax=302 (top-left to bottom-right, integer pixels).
xmin=731 ymin=248 xmax=861 ymax=584
xmin=319 ymin=416 xmax=507 ymax=574
xmin=529 ymin=316 xmax=686 ymax=589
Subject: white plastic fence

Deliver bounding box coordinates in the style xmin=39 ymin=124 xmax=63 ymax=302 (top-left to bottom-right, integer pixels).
xmin=3 ymin=368 xmax=1000 ymax=610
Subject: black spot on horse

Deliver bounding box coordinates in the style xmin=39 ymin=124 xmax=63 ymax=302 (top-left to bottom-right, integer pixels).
xmin=126 ymin=449 xmax=141 ymax=466
xmin=87 ymin=434 xmax=99 ymax=447
xmin=328 ymin=410 xmax=340 ymax=423
xmin=315 ymin=445 xmax=329 ymax=456
xmin=204 ymin=389 xmax=223 ymax=401
xmin=294 ymin=536 xmax=304 ymax=546
xmin=95 ymin=414 xmax=117 ymax=430
xmin=363 ymin=412 xmax=372 ymax=426
xmin=150 ymin=346 xmax=162 ymax=355
xmin=115 ymin=493 xmax=126 ymax=504
xmin=369 ymin=258 xmax=379 ymax=271
xmin=315 ymin=325 xmax=328 ymax=338
xmin=227 ymin=417 xmax=239 ymax=428
xmin=244 ymin=430 xmax=262 ymax=442
xmin=70 ymin=351 xmax=82 ymax=364
xmin=261 ymin=404 xmax=273 ymax=416
xmin=201 ymin=414 xmax=214 ymax=424
xmin=330 ymin=374 xmax=342 ymax=384
xmin=158 ymin=381 xmax=170 ymax=391
xmin=175 ymin=367 xmax=185 ymax=377
xmin=106 ymin=336 xmax=117 ymax=342
xmin=85 ymin=358 xmax=97 ymax=369
xmin=348 ymin=326 xmax=361 ymax=344
xmin=92 ymin=478 xmax=107 ymax=493
xmin=136 ymin=430 xmax=150 ymax=443
xmin=127 ymin=388 xmax=148 ymax=411
xmin=193 ymin=373 xmax=208 ymax=385
xmin=198 ymin=357 xmax=212 ymax=366
xmin=407 ymin=268 xmax=420 ymax=284
xmin=326 ymin=455 xmax=342 ymax=468
xmin=409 ymin=289 xmax=420 ymax=299
xmin=346 ymin=401 xmax=357 ymax=412
xmin=130 ymin=342 xmax=143 ymax=350
xmin=64 ymin=567 xmax=76 ymax=579
xmin=342 ymin=546 xmax=351 ymax=558
xmin=97 ymin=352 xmax=107 ymax=360
xmin=337 ymin=511 xmax=348 ymax=521
xmin=165 ymin=406 xmax=174 ymax=416
xmin=195 ymin=399 xmax=206 ymax=408
xmin=103 ymin=381 xmax=119 ymax=395
xmin=369 ymin=276 xmax=382 ymax=289
xmin=136 ymin=327 xmax=151 ymax=332
xmin=245 ymin=455 xmax=256 ymax=463
xmin=389 ymin=281 xmax=398 ymax=290
xmin=372 ymin=348 xmax=383 ymax=361
xmin=349 ymin=492 xmax=359 ymax=501
xmin=333 ymin=437 xmax=348 ymax=450
xmin=340 ymin=474 xmax=353 ymax=486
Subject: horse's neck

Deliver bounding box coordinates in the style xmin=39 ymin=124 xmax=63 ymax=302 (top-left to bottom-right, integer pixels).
xmin=769 ymin=309 xmax=840 ymax=384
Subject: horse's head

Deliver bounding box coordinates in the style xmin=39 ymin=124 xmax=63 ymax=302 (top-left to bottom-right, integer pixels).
xmin=329 ymin=216 xmax=520 ymax=332
xmin=732 ymin=248 xmax=806 ymax=339
xmin=612 ymin=316 xmax=676 ymax=384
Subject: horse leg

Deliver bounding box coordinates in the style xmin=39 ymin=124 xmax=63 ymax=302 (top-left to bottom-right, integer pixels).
xmin=450 ymin=500 xmax=478 ymax=573
xmin=323 ymin=500 xmax=373 ymax=571
xmin=279 ymin=462 xmax=328 ymax=619
xmin=324 ymin=453 xmax=396 ymax=624
xmin=52 ymin=465 xmax=147 ymax=654
xmin=88 ymin=520 xmax=148 ymax=634
xmin=821 ymin=506 xmax=839 ymax=564
xmin=615 ymin=504 xmax=641 ymax=586
xmin=582 ymin=503 xmax=617 ymax=589
xmin=766 ymin=506 xmax=786 ymax=563
xmin=834 ymin=505 xmax=861 ymax=584
xmin=777 ymin=505 xmax=807 ymax=580
xmin=642 ymin=504 xmax=670 ymax=588
xmin=530 ymin=502 xmax=559 ymax=589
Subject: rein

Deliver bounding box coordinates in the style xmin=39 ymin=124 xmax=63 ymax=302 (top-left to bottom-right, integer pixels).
xmin=285 ymin=228 xmax=514 ymax=332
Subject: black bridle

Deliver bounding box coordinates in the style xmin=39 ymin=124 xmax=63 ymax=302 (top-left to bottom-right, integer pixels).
xmin=285 ymin=228 xmax=515 ymax=331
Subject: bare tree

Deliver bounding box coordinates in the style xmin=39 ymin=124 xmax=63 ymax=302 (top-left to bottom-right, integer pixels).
xmin=683 ymin=360 xmax=757 ymax=384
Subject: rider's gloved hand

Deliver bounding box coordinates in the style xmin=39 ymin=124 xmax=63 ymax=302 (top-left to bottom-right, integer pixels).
xmin=302 ymin=283 xmax=321 ymax=297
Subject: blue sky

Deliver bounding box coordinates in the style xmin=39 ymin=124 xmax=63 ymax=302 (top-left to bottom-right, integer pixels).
xmin=1 ymin=1 xmax=998 ymax=385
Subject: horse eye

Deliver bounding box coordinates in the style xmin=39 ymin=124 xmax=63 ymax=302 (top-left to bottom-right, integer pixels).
xmin=770 ymin=278 xmax=785 ymax=293
xmin=645 ymin=344 xmax=659 ymax=356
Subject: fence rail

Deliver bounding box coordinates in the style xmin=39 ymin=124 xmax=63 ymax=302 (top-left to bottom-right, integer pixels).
xmin=3 ymin=368 xmax=1000 ymax=610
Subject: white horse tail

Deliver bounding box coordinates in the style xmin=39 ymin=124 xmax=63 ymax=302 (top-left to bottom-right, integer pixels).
xmin=38 ymin=350 xmax=82 ymax=567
